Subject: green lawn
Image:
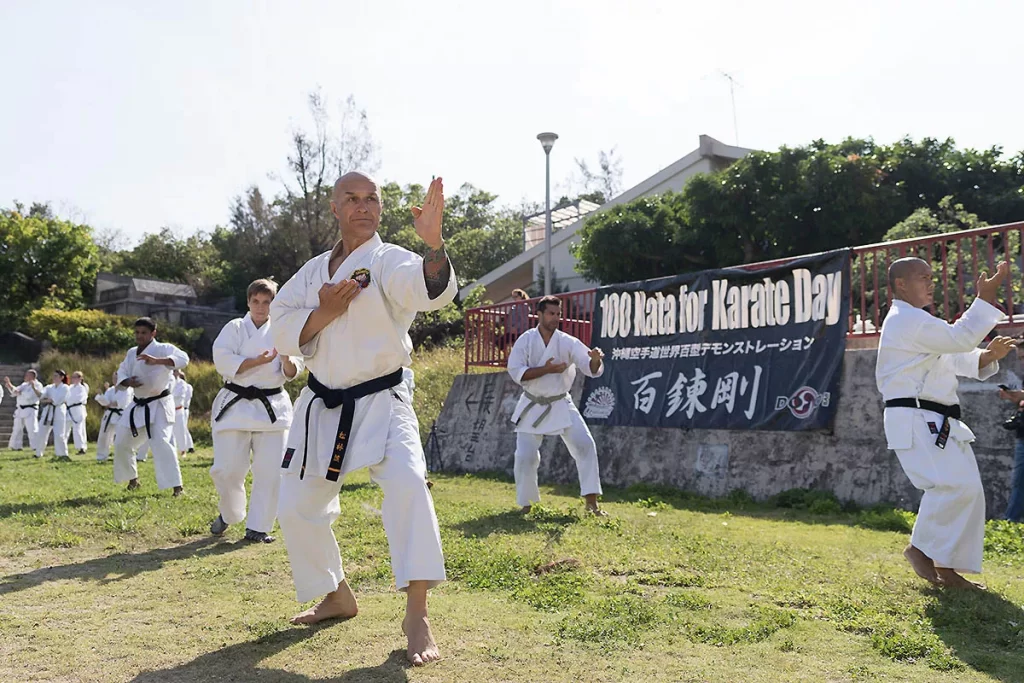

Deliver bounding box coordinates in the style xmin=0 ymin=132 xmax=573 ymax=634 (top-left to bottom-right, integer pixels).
xmin=1 ymin=446 xmax=1023 ymax=682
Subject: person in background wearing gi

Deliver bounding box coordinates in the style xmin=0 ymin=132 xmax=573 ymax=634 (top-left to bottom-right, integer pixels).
xmin=172 ymin=370 xmax=189 ymax=457
xmin=182 ymin=373 xmax=195 ymax=454
xmin=4 ymin=370 xmax=43 ymax=451
xmin=112 ymin=317 xmax=189 ymax=496
xmin=508 ymin=295 xmax=607 ymax=515
xmin=270 ymin=172 xmax=455 ymax=666
xmin=36 ymin=369 xmax=71 ymax=460
xmin=878 ymin=257 xmax=1016 ymax=589
xmin=209 ymin=278 xmax=303 ymax=544
xmin=95 ymin=371 xmax=132 ymax=463
xmin=63 ymin=371 xmax=90 ymax=455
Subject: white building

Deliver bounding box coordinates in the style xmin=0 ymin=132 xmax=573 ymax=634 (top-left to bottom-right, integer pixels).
xmin=460 ymin=134 xmax=754 ymax=303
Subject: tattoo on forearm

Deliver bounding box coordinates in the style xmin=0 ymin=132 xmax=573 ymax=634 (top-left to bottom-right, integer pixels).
xmin=424 ymin=245 xmax=451 ymax=300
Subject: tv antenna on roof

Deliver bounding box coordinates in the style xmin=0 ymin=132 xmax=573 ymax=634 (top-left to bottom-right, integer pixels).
xmin=718 ymin=70 xmax=741 ymax=146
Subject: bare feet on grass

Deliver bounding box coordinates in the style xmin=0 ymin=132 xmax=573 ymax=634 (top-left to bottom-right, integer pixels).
xmin=290 ymin=581 xmax=359 ymax=625
xmin=126 ymin=479 xmax=141 ymax=490
xmin=403 ymin=614 xmax=440 ymax=666
xmin=903 ymin=544 xmax=940 ymax=585
xmin=584 ymin=493 xmax=607 ymax=517
xmin=936 ymin=568 xmax=986 ymax=590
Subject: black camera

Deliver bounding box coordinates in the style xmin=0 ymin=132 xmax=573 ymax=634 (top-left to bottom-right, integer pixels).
xmin=1002 ymin=410 xmax=1024 ymax=435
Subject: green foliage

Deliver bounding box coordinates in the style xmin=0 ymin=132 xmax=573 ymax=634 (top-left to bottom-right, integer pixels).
xmin=575 ymin=137 xmax=1024 ymax=284
xmin=0 ymin=204 xmax=102 ymax=330
xmin=556 ymin=595 xmax=660 ymax=647
xmin=27 ymin=309 xmax=203 ymax=357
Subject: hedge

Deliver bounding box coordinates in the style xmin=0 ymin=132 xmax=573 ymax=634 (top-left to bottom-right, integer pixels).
xmin=27 ymin=309 xmax=203 ymax=357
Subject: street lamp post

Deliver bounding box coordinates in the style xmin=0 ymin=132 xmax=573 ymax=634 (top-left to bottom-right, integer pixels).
xmin=537 ymin=132 xmax=558 ymax=296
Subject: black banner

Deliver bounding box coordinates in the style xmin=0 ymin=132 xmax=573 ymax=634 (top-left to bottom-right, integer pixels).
xmin=580 ymin=250 xmax=851 ymax=431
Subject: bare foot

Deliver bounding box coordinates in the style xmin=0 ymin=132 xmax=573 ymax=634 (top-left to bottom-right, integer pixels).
xmin=936 ymin=568 xmax=986 ymax=590
xmin=903 ymin=544 xmax=940 ymax=585
xmin=290 ymin=582 xmax=359 ymax=625
xmin=403 ymin=614 xmax=441 ymax=666
xmin=520 ymin=505 xmax=532 ymax=514
xmin=586 ymin=504 xmax=608 ymax=517
xmin=172 ymin=486 xmax=184 ymax=497
xmin=126 ymin=479 xmax=141 ymax=490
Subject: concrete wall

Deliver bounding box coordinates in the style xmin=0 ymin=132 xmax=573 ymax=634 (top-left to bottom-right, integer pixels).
xmin=433 ymin=349 xmax=1022 ymax=515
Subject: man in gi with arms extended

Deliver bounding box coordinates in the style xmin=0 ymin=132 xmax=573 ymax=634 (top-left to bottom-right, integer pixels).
xmin=878 ymin=258 xmax=1016 ymax=588
xmin=271 ymin=172 xmax=455 ymax=665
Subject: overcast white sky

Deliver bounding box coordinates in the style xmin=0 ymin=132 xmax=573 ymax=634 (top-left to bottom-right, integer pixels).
xmin=2 ymin=0 xmax=1021 ymax=243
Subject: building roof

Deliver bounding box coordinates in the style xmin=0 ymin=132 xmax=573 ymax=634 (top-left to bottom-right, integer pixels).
xmin=458 ymin=134 xmax=755 ymax=299
xmin=131 ymin=278 xmax=196 ymax=298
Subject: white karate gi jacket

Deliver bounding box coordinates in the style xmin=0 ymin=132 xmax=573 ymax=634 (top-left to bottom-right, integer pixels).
xmin=115 ymin=341 xmax=189 ymax=428
xmin=271 ymin=234 xmax=457 ymax=479
xmin=877 ymin=298 xmax=1003 ymax=448
xmin=65 ymin=383 xmax=90 ymax=425
xmin=508 ymin=328 xmax=604 ymax=435
xmin=40 ymin=383 xmax=70 ymax=424
xmin=10 ymin=380 xmax=44 ymax=418
xmin=211 ymin=314 xmax=303 ymax=433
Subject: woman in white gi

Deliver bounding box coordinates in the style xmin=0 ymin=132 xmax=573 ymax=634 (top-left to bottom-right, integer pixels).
xmin=36 ymin=369 xmax=71 ymax=459
xmin=112 ymin=317 xmax=190 ymax=496
xmin=63 ymin=371 xmax=90 ymax=455
xmin=878 ymin=257 xmax=1016 ymax=589
xmin=210 ymin=278 xmax=302 ymax=543
xmin=507 ymin=295 xmax=606 ymax=515
xmin=270 ymin=173 xmax=455 ymax=666
xmin=95 ymin=372 xmax=131 ymax=462
xmin=4 ymin=370 xmax=44 ymax=451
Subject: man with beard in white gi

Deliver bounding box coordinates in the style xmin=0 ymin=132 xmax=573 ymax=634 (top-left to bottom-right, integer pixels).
xmin=64 ymin=371 xmax=90 ymax=455
xmin=95 ymin=372 xmax=132 ymax=462
xmin=36 ymin=370 xmax=71 ymax=459
xmin=113 ymin=317 xmax=189 ymax=496
xmin=210 ymin=278 xmax=302 ymax=543
xmin=271 ymin=172 xmax=454 ymax=666
xmin=878 ymin=257 xmax=1016 ymax=589
xmin=4 ymin=370 xmax=43 ymax=451
xmin=508 ymin=295 xmax=606 ymax=515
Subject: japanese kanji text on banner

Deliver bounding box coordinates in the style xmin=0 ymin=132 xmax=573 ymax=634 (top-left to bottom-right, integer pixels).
xmin=579 ymin=250 xmax=851 ymax=431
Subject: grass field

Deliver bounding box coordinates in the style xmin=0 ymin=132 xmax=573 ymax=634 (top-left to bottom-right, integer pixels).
xmin=1 ymin=446 xmax=1024 ymax=683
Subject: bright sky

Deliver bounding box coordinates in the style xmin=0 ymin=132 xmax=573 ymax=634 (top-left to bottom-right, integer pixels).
xmin=2 ymin=0 xmax=1022 ymax=244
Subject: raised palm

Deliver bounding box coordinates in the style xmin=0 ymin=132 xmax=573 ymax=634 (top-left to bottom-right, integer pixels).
xmin=411 ymin=177 xmax=445 ymax=249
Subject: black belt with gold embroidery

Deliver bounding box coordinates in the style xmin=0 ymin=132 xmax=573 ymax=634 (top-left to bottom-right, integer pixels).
xmin=884 ymin=398 xmax=961 ymax=449
xmin=130 ymin=389 xmax=171 ymax=439
xmin=215 ymin=383 xmax=283 ymax=424
xmin=299 ymin=369 xmax=404 ymax=481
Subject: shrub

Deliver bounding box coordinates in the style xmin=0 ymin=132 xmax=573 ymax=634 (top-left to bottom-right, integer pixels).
xmin=26 ymin=308 xmax=203 ymax=357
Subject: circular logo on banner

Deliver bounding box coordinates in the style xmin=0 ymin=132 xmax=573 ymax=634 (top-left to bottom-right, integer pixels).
xmin=583 ymin=387 xmax=616 ymax=419
xmin=774 ymin=386 xmax=831 ymax=419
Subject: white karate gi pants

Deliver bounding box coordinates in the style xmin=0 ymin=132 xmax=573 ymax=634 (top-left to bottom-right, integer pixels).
xmin=184 ymin=410 xmax=194 ymax=450
xmin=65 ymin=411 xmax=88 ymax=452
xmin=895 ymin=436 xmax=986 ymax=574
xmin=278 ymin=397 xmax=445 ymax=602
xmin=211 ymin=430 xmax=287 ymax=533
xmin=96 ymin=414 xmax=117 ymax=461
xmin=35 ymin=413 xmax=68 ymax=458
xmin=514 ymin=408 xmax=603 ymax=507
xmin=113 ymin=403 xmax=182 ymax=490
xmin=9 ymin=412 xmax=38 ymax=450
xmin=174 ymin=409 xmax=188 ymax=454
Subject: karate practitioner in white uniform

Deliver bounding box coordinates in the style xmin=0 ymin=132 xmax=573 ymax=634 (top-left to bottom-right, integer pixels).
xmin=271 ymin=173 xmax=455 ymax=666
xmin=172 ymin=371 xmax=189 ymax=456
xmin=182 ymin=380 xmax=195 ymax=453
xmin=508 ymin=295 xmax=607 ymax=515
xmin=112 ymin=317 xmax=189 ymax=495
xmin=36 ymin=370 xmax=71 ymax=459
xmin=878 ymin=257 xmax=1017 ymax=589
xmin=95 ymin=372 xmax=132 ymax=462
xmin=4 ymin=370 xmax=43 ymax=451
xmin=210 ymin=278 xmax=302 ymax=543
xmin=63 ymin=371 xmax=90 ymax=455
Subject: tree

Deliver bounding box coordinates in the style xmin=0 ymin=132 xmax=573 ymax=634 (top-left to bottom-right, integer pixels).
xmin=0 ymin=203 xmax=101 ymax=330
xmin=574 ymin=136 xmax=1024 ymax=285
xmin=572 ymin=148 xmax=624 ymax=204
xmin=113 ymin=227 xmax=228 ymax=300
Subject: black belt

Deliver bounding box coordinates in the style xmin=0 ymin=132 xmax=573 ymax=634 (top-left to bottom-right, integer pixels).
xmin=296 ymin=369 xmax=404 ymax=481
xmin=130 ymin=389 xmax=171 ymax=440
xmin=17 ymin=403 xmax=38 ymax=411
xmin=884 ymin=398 xmax=961 ymax=449
xmin=102 ymin=407 xmax=123 ymax=433
xmin=40 ymin=404 xmax=55 ymax=426
xmin=66 ymin=402 xmax=85 ymax=424
xmin=215 ymin=383 xmax=283 ymax=424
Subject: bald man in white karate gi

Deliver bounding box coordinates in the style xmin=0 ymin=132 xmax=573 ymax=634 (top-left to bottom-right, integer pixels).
xmin=271 ymin=172 xmax=455 ymax=666
xmin=878 ymin=258 xmax=1016 ymax=589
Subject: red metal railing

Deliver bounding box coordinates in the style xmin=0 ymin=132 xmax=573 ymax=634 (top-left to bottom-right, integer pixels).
xmin=463 ymin=221 xmax=1024 ymax=371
